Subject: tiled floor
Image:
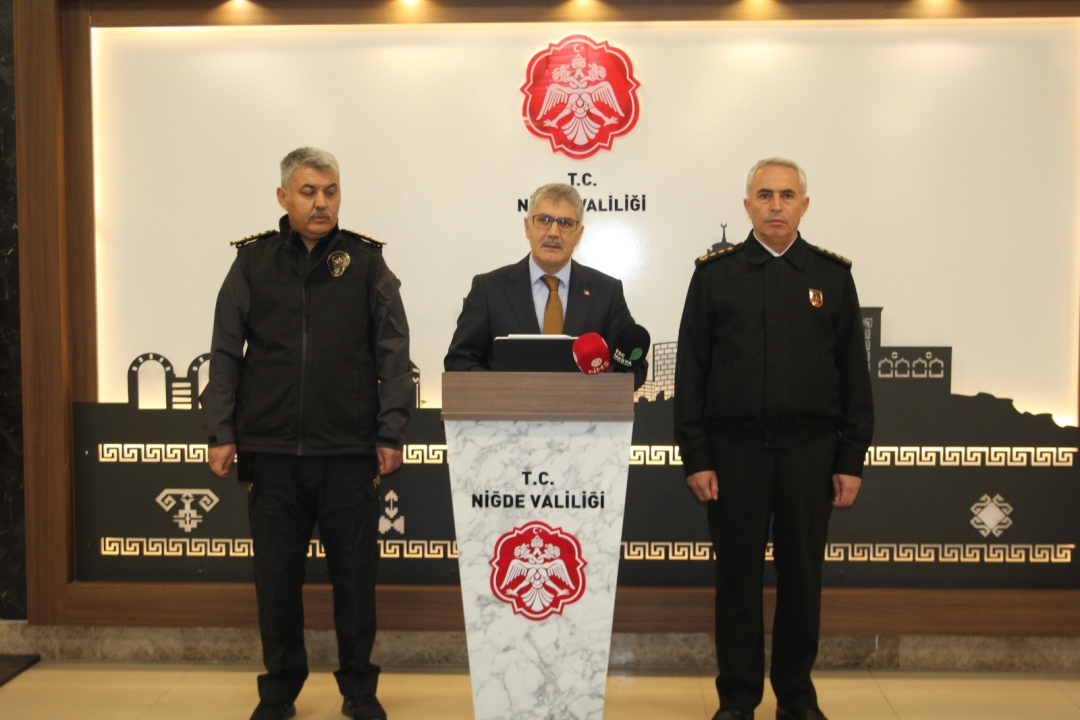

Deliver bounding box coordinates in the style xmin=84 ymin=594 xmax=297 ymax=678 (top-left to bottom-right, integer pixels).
xmin=1 ymin=662 xmax=1079 ymax=719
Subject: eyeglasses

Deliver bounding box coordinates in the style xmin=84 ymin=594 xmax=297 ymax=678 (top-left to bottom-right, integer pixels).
xmin=530 ymin=214 xmax=580 ymax=232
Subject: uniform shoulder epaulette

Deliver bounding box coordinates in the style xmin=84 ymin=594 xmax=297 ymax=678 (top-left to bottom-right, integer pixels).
xmin=695 ymin=242 xmax=743 ymax=267
xmin=340 ymin=228 xmax=384 ymax=249
xmin=807 ymin=243 xmax=852 ymax=267
xmin=231 ymin=229 xmax=274 ymax=248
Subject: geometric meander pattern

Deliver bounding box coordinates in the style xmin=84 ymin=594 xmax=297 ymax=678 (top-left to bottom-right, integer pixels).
xmin=403 ymin=444 xmax=447 ymax=464
xmin=625 ymin=542 xmax=1075 ymax=563
xmin=98 ymin=444 xmax=209 ymax=463
xmin=629 ymin=445 xmax=683 ymax=465
xmin=100 ymin=537 xmax=254 ymax=556
xmin=865 ymin=446 xmax=1076 ymax=467
xmin=98 ymin=537 xmax=458 ymax=559
xmin=97 ymin=443 xmax=1077 ymax=467
xmin=99 ymin=538 xmax=1074 ymax=563
xmin=822 ymin=543 xmax=1074 ymax=563
xmin=404 ymin=444 xmax=688 ymax=466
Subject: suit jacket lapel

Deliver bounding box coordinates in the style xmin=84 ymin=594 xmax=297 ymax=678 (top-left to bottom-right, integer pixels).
xmin=506 ymin=256 xmax=542 ymax=334
xmin=563 ymin=259 xmax=592 ymax=337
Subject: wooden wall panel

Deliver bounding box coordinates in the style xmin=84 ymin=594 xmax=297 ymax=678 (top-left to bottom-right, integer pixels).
xmin=82 ymin=1 xmax=1080 ymax=27
xmin=62 ymin=0 xmax=98 ymax=404
xmin=16 ymin=0 xmax=75 ymax=626
xmin=56 ymin=583 xmax=1080 ymax=636
xmin=16 ymin=0 xmax=1080 ymax=633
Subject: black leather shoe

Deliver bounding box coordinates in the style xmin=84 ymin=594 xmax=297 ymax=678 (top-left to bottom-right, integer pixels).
xmin=342 ymin=693 xmax=388 ymax=720
xmin=776 ymin=708 xmax=828 ymax=720
xmin=250 ymin=700 xmax=296 ymax=720
xmin=713 ymin=710 xmax=754 ymax=720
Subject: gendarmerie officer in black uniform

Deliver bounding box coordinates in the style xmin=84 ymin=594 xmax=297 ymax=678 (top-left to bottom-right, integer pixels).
xmin=201 ymin=147 xmax=412 ymax=720
xmin=674 ymin=158 xmax=874 ymax=720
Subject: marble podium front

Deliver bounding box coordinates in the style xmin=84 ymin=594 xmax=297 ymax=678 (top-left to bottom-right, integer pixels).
xmin=442 ymin=372 xmax=634 ymax=720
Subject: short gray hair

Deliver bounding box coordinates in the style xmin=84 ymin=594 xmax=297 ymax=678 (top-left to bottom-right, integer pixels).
xmin=280 ymin=147 xmax=340 ymax=188
xmin=528 ymin=183 xmax=585 ymax=223
xmin=745 ymin=157 xmax=807 ymax=196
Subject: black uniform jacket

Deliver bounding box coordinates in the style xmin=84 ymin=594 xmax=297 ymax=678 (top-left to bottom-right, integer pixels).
xmin=674 ymin=233 xmax=873 ymax=478
xmin=201 ymin=216 xmax=412 ymax=456
xmin=444 ymin=255 xmax=647 ymax=387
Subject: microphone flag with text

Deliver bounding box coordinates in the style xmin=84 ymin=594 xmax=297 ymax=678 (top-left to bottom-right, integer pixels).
xmin=572 ymin=332 xmax=612 ymax=375
xmin=611 ymin=324 xmax=651 ymax=372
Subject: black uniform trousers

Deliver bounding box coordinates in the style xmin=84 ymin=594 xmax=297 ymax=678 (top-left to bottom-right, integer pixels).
xmin=706 ymin=433 xmax=836 ymax=714
xmin=245 ymin=453 xmax=382 ymax=704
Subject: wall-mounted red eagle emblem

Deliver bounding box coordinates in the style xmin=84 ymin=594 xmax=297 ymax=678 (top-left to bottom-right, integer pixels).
xmin=521 ymin=35 xmax=641 ymax=159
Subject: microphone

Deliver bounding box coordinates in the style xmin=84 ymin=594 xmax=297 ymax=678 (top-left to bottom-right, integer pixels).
xmin=572 ymin=332 xmax=612 ymax=375
xmin=611 ymin=324 xmax=650 ymax=372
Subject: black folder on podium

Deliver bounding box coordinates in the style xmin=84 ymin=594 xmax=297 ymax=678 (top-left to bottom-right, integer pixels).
xmin=490 ymin=334 xmax=578 ymax=373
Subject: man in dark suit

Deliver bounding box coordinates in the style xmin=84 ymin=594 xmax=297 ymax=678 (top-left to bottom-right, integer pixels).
xmin=444 ymin=182 xmax=645 ymax=386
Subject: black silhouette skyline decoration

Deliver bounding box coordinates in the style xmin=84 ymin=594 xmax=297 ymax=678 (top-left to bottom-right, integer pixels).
xmin=75 ymin=265 xmax=1079 ymax=590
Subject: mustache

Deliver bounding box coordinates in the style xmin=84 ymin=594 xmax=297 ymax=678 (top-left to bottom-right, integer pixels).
xmin=541 ymin=239 xmax=564 ymax=250
xmin=309 ymin=209 xmax=332 ymax=220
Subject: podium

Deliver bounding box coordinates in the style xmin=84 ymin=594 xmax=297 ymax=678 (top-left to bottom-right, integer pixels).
xmin=442 ymin=372 xmax=635 ymax=720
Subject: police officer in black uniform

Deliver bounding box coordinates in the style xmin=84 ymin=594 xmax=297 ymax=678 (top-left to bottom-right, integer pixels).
xmin=674 ymin=158 xmax=874 ymax=720
xmin=201 ymin=147 xmax=412 ymax=720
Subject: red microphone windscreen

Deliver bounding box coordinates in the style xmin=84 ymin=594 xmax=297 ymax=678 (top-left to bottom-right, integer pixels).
xmin=572 ymin=333 xmax=611 ymax=375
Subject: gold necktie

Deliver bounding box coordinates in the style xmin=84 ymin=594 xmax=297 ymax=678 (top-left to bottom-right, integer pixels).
xmin=542 ymin=275 xmax=563 ymax=335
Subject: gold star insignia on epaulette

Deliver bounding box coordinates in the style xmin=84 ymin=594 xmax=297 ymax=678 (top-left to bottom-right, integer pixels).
xmin=695 ymin=243 xmax=741 ymax=267
xmin=231 ymin=229 xmax=274 ymax=247
xmin=341 ymin=228 xmax=384 ymax=247
xmin=809 ymin=244 xmax=852 ymax=267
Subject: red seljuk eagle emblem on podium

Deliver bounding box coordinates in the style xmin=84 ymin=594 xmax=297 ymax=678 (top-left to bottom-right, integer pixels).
xmin=521 ymin=35 xmax=641 ymax=159
xmin=490 ymin=520 xmax=588 ymax=621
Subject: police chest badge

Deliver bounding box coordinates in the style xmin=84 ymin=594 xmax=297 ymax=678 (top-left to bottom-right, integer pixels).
xmin=327 ymin=250 xmax=351 ymax=278
xmin=809 ymin=288 xmax=824 ymax=308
